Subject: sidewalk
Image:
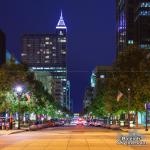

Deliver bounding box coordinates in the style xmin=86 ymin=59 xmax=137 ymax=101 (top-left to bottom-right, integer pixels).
xmin=121 ymin=128 xmax=150 ymax=135
xmin=0 ymin=128 xmax=29 ymax=136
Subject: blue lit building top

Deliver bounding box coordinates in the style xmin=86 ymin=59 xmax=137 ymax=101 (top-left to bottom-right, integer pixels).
xmin=56 ymin=11 xmax=67 ymax=29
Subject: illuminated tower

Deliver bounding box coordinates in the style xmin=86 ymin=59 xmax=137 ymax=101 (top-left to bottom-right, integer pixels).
xmin=55 ymin=11 xmax=68 ymax=108
xmin=21 ymin=11 xmax=71 ymax=110
xmin=56 ymin=11 xmax=67 ymax=68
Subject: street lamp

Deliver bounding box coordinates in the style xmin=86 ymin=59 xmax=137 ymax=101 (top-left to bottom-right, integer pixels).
xmin=15 ymin=85 xmax=23 ymax=129
xmin=145 ymin=103 xmax=149 ymax=131
xmin=128 ymin=88 xmax=131 ymax=129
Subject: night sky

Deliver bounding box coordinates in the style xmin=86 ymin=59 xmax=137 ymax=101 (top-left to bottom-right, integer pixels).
xmin=0 ymin=0 xmax=115 ymax=112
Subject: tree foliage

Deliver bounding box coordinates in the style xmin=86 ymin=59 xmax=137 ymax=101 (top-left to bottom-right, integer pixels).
xmin=87 ymin=45 xmax=150 ymax=117
xmin=0 ymin=62 xmax=61 ymax=117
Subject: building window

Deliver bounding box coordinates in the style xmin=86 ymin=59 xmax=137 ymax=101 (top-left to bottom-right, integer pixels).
xmin=52 ymin=46 xmax=56 ymax=50
xmin=140 ymin=44 xmax=150 ymax=49
xmin=61 ymin=51 xmax=66 ymax=54
xmin=100 ymin=75 xmax=105 ymax=79
xmin=27 ymin=44 xmax=31 ymax=47
xmin=59 ymin=31 xmax=63 ymax=35
xmin=140 ymin=2 xmax=150 ymax=8
xmin=45 ymin=42 xmax=49 ymax=45
xmin=45 ymin=60 xmax=49 ymax=63
xmin=60 ymin=39 xmax=66 ymax=43
xmin=45 ymin=56 xmax=49 ymax=59
xmin=139 ymin=10 xmax=150 ymax=16
xmin=128 ymin=40 xmax=134 ymax=45
xmin=45 ymin=37 xmax=50 ymax=40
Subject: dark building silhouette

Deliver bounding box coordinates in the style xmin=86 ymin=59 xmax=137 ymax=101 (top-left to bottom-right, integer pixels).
xmin=0 ymin=30 xmax=6 ymax=65
xmin=116 ymin=0 xmax=150 ymax=55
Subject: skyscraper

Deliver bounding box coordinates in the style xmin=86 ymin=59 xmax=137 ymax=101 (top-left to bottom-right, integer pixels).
xmin=116 ymin=0 xmax=150 ymax=55
xmin=21 ymin=12 xmax=70 ymax=110
xmin=0 ymin=29 xmax=6 ymax=65
xmin=135 ymin=1 xmax=150 ymax=49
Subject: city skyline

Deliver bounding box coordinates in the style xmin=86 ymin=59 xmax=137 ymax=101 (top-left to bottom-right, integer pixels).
xmin=0 ymin=0 xmax=115 ymax=112
xmin=1 ymin=1 xmax=150 ymax=149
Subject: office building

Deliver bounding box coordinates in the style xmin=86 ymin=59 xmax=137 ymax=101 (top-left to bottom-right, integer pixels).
xmin=21 ymin=12 xmax=70 ymax=110
xmin=0 ymin=30 xmax=6 ymax=65
xmin=116 ymin=0 xmax=150 ymax=55
xmin=83 ymin=66 xmax=112 ymax=109
xmin=83 ymin=86 xmax=94 ymax=109
xmin=91 ymin=66 xmax=113 ymax=97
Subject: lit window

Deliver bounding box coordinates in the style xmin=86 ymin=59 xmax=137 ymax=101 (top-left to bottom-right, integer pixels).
xmin=45 ymin=56 xmax=49 ymax=59
xmin=100 ymin=75 xmax=105 ymax=79
xmin=45 ymin=60 xmax=49 ymax=63
xmin=59 ymin=31 xmax=63 ymax=35
xmin=45 ymin=37 xmax=50 ymax=40
xmin=140 ymin=2 xmax=150 ymax=8
xmin=21 ymin=53 xmax=27 ymax=56
xmin=140 ymin=44 xmax=150 ymax=49
xmin=52 ymin=46 xmax=56 ymax=50
xmin=45 ymin=42 xmax=49 ymax=45
xmin=139 ymin=10 xmax=150 ymax=16
xmin=59 ymin=39 xmax=66 ymax=43
xmin=128 ymin=40 xmax=134 ymax=45
xmin=27 ymin=44 xmax=31 ymax=47
xmin=62 ymin=51 xmax=66 ymax=54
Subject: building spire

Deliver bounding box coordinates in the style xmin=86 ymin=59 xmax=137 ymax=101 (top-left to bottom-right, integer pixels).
xmin=56 ymin=10 xmax=67 ymax=29
xmin=61 ymin=10 xmax=63 ymax=19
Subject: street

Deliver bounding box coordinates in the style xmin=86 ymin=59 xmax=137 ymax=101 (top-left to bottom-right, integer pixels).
xmin=0 ymin=126 xmax=150 ymax=150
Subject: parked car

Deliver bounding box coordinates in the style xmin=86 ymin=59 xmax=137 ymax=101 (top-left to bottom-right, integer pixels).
xmin=47 ymin=120 xmax=55 ymax=127
xmin=76 ymin=118 xmax=87 ymax=126
xmin=51 ymin=119 xmax=64 ymax=126
xmin=94 ymin=120 xmax=104 ymax=127
xmin=70 ymin=119 xmax=78 ymax=126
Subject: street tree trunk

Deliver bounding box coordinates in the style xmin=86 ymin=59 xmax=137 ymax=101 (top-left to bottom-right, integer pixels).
xmin=135 ymin=111 xmax=138 ymax=128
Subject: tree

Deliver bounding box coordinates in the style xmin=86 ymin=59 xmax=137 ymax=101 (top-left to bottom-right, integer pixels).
xmin=107 ymin=45 xmax=150 ymax=127
xmin=0 ymin=62 xmax=62 ymax=123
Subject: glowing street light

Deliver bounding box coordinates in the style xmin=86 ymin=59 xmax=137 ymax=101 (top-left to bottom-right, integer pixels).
xmin=15 ymin=85 xmax=23 ymax=129
xmin=15 ymin=86 xmax=23 ymax=93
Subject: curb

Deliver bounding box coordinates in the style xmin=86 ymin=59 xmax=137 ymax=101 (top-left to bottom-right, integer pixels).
xmin=120 ymin=128 xmax=150 ymax=135
xmin=9 ymin=129 xmax=29 ymax=135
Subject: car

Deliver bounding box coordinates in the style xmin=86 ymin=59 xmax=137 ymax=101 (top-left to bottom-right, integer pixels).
xmin=76 ymin=118 xmax=87 ymax=126
xmin=47 ymin=121 xmax=55 ymax=127
xmin=51 ymin=119 xmax=64 ymax=126
xmin=94 ymin=120 xmax=104 ymax=127
xmin=70 ymin=119 xmax=78 ymax=125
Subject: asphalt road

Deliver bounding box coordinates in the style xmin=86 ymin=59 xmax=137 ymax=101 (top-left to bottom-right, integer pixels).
xmin=0 ymin=126 xmax=149 ymax=150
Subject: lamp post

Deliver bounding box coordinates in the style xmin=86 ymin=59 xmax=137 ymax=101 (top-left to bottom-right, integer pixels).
xmin=128 ymin=88 xmax=131 ymax=129
xmin=15 ymin=86 xmax=23 ymax=129
xmin=145 ymin=103 xmax=149 ymax=131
